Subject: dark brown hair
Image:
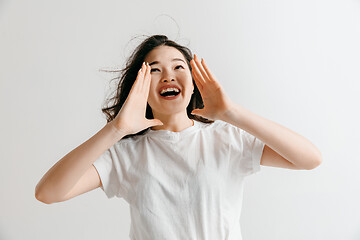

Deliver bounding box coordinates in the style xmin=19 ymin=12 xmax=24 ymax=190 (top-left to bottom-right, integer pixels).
xmin=101 ymin=34 xmax=214 ymax=139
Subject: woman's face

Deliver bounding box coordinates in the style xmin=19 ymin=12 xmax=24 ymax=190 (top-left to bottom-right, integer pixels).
xmin=144 ymin=45 xmax=194 ymax=116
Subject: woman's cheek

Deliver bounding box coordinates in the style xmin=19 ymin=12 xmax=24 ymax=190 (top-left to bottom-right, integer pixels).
xmin=149 ymin=90 xmax=156 ymax=102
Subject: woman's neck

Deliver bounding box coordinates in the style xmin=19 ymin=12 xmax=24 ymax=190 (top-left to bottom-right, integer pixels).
xmin=150 ymin=113 xmax=194 ymax=132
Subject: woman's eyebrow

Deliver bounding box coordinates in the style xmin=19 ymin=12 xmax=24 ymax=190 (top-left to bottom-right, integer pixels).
xmin=149 ymin=58 xmax=185 ymax=66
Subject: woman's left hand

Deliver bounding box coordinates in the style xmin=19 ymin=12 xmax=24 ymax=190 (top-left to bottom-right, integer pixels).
xmin=190 ymin=54 xmax=236 ymax=121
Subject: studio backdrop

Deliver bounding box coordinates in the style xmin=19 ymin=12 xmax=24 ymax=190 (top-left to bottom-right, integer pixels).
xmin=0 ymin=0 xmax=359 ymax=239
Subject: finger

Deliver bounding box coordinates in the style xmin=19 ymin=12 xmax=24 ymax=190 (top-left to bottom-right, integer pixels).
xmin=194 ymin=54 xmax=210 ymax=82
xmin=201 ymin=58 xmax=216 ymax=83
xmin=134 ymin=62 xmax=146 ymax=92
xmin=191 ymin=68 xmax=205 ymax=98
xmin=138 ymin=62 xmax=147 ymax=87
xmin=191 ymin=67 xmax=204 ymax=95
xmin=130 ymin=67 xmax=143 ymax=94
xmin=191 ymin=59 xmax=205 ymax=86
xmin=139 ymin=62 xmax=147 ymax=92
xmin=143 ymin=62 xmax=151 ymax=96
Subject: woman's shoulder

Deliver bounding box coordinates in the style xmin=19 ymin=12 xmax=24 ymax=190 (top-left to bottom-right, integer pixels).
xmin=200 ymin=119 xmax=231 ymax=129
xmin=114 ymin=134 xmax=143 ymax=147
xmin=196 ymin=119 xmax=236 ymax=134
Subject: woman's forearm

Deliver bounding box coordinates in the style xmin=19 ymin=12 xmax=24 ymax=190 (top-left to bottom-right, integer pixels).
xmin=220 ymin=103 xmax=322 ymax=169
xmin=35 ymin=122 xmax=126 ymax=203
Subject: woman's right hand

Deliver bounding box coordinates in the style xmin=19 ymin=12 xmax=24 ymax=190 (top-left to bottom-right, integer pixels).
xmin=109 ymin=62 xmax=163 ymax=135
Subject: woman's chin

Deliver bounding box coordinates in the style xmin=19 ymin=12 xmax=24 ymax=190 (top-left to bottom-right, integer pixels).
xmin=155 ymin=104 xmax=188 ymax=114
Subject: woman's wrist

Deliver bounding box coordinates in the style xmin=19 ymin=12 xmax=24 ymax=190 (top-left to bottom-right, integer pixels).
xmin=106 ymin=121 xmax=129 ymax=139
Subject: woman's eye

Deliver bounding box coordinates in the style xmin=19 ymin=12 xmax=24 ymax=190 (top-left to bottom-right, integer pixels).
xmin=150 ymin=66 xmax=183 ymax=72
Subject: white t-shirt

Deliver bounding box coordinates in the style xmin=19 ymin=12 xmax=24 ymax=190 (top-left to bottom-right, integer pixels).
xmin=93 ymin=119 xmax=265 ymax=240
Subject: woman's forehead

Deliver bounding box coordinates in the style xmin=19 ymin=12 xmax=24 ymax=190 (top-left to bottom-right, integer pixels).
xmin=145 ymin=46 xmax=185 ymax=63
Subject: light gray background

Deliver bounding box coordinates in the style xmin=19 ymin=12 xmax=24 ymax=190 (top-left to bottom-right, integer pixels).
xmin=1 ymin=0 xmax=359 ymax=239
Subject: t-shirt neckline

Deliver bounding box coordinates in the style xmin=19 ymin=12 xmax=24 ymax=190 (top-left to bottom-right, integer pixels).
xmin=146 ymin=119 xmax=200 ymax=139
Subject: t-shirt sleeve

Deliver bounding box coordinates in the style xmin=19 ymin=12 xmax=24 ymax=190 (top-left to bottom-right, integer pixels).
xmin=92 ymin=143 xmax=126 ymax=199
xmin=226 ymin=122 xmax=266 ymax=177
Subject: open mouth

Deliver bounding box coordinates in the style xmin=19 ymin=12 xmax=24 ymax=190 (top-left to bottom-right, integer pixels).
xmin=159 ymin=90 xmax=180 ymax=97
xmin=159 ymin=89 xmax=181 ymax=100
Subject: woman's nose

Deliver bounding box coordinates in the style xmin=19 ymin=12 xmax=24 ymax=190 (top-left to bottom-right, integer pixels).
xmin=161 ymin=78 xmax=175 ymax=82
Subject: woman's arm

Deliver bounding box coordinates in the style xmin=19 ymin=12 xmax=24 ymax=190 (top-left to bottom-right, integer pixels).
xmin=189 ymin=54 xmax=321 ymax=170
xmin=221 ymin=103 xmax=322 ymax=170
xmin=35 ymin=122 xmax=126 ymax=204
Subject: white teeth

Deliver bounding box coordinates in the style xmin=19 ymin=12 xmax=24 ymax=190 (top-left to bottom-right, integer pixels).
xmin=160 ymin=87 xmax=180 ymax=94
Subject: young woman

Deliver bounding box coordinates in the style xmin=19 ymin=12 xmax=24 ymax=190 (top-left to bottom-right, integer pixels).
xmin=35 ymin=35 xmax=322 ymax=239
